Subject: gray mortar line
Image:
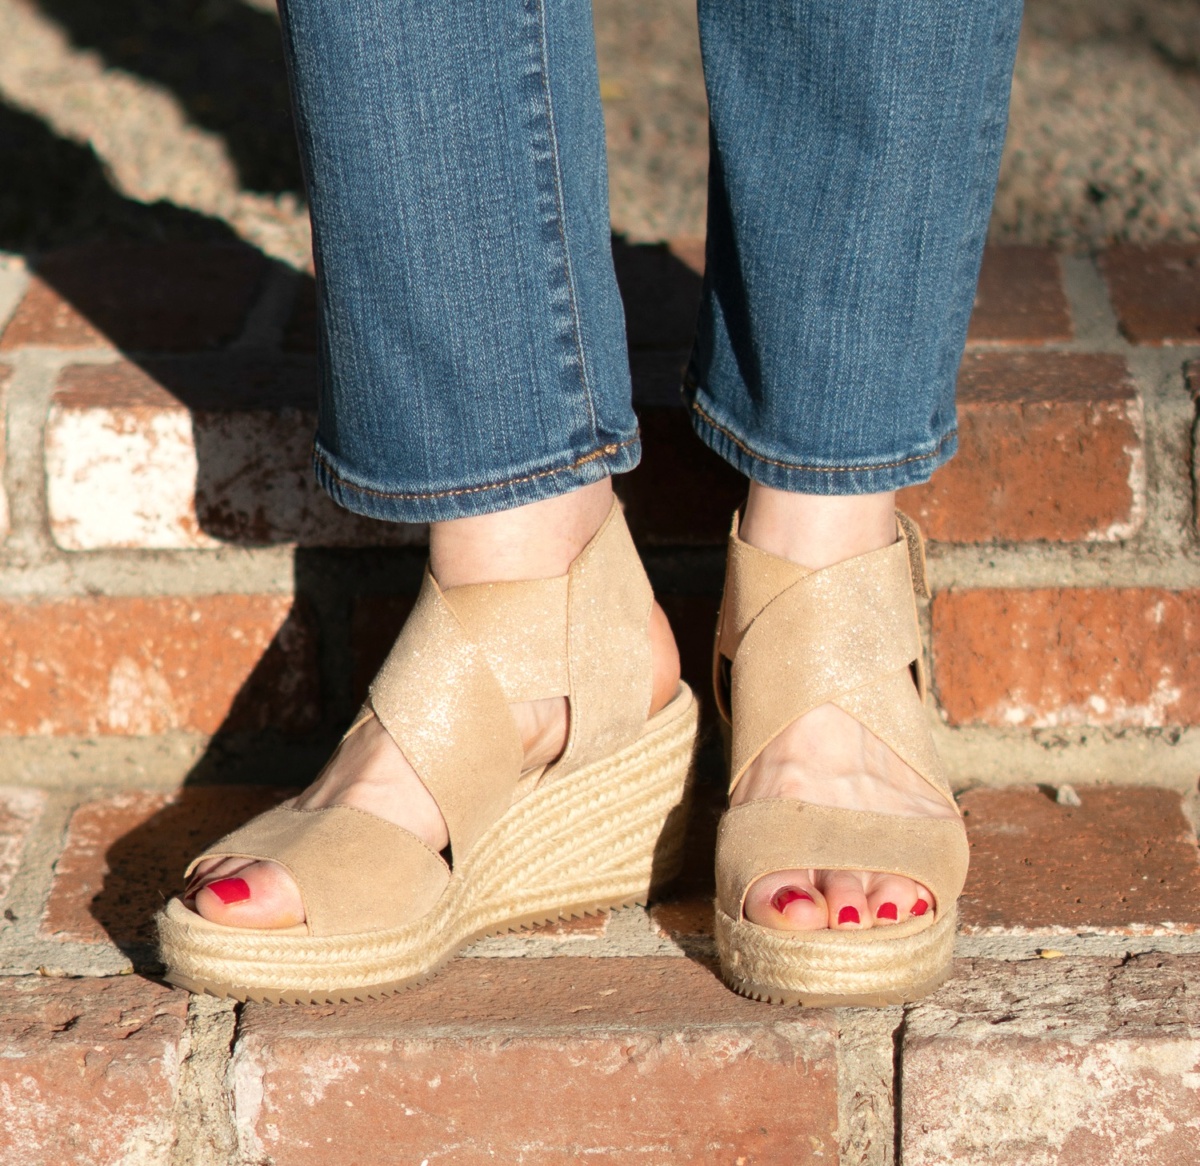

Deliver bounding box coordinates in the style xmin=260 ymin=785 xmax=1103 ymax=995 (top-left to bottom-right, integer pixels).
xmin=925 ymin=539 xmax=1200 ymax=589
xmin=0 ymin=254 xmax=28 ymax=334
xmin=0 ymin=545 xmax=298 ymax=598
xmin=0 ymin=938 xmax=135 ymax=977
xmin=1059 ymin=254 xmax=1124 ymax=351
xmin=0 ymin=736 xmax=334 ymax=790
xmin=835 ymin=1008 xmax=902 ymax=1166
xmin=0 ymin=788 xmax=143 ymax=977
xmin=8 ymin=510 xmax=1200 ymax=602
xmin=955 ymin=932 xmax=1200 ymax=959
xmin=936 ymin=722 xmax=1200 ymax=790
xmin=2 ymin=349 xmax=62 ymax=563
xmin=1129 ymin=347 xmax=1199 ymax=549
xmin=170 ymin=995 xmax=240 ymax=1166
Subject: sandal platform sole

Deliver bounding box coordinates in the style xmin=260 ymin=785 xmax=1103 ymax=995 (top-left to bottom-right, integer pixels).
xmin=715 ymin=900 xmax=956 ymax=1007
xmin=157 ymin=689 xmax=698 ymax=1005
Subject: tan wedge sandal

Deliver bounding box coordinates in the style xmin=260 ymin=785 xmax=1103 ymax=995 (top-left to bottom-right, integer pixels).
xmin=157 ymin=500 xmax=698 ymax=1003
xmin=712 ymin=512 xmax=968 ymax=1007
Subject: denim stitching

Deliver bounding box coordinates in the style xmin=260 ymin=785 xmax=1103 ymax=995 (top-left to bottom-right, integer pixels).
xmin=532 ymin=0 xmax=598 ymax=440
xmin=313 ymin=435 xmax=638 ymax=502
xmin=690 ymin=398 xmax=956 ymax=474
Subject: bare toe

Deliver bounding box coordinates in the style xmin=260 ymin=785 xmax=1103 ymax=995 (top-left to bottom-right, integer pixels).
xmin=744 ymin=871 xmax=828 ymax=930
xmin=815 ymin=870 xmax=871 ymax=930
xmin=192 ymin=860 xmax=305 ymax=929
xmin=865 ymin=873 xmax=926 ymax=925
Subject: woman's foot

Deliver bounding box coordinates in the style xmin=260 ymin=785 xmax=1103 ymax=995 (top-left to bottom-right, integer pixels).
xmin=188 ymin=481 xmax=681 ymax=929
xmin=733 ymin=484 xmax=958 ymax=933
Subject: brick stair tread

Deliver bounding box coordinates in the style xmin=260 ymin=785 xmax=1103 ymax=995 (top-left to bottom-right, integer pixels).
xmin=11 ymin=782 xmax=1200 ymax=959
xmin=3 ymin=954 xmax=1197 ymax=1165
xmin=3 ymin=779 xmax=1199 ymax=1163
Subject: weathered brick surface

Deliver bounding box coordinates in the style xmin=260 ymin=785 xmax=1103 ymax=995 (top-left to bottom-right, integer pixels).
xmin=233 ymin=957 xmax=839 ymax=1165
xmin=0 ymin=362 xmax=9 ymax=542
xmin=41 ymin=787 xmax=294 ymax=946
xmin=46 ymin=360 xmax=421 ymax=548
xmin=959 ymin=786 xmax=1200 ymax=934
xmin=0 ymin=975 xmax=188 ymax=1166
xmin=0 ymin=243 xmax=267 ymax=351
xmin=931 ymin=588 xmax=1200 ymax=728
xmin=619 ymin=407 xmax=746 ymax=543
xmin=899 ymin=353 xmax=1142 ymax=543
xmin=902 ymin=955 xmax=1200 ymax=1166
xmin=0 ymin=595 xmax=319 ymax=736
xmin=0 ymin=787 xmax=45 ymax=913
xmin=966 ymin=246 xmax=1072 ymax=344
xmin=1100 ymin=244 xmax=1200 ymax=345
xmin=350 ymin=596 xmax=415 ymax=705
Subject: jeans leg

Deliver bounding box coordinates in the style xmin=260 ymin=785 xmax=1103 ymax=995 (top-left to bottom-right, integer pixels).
xmin=277 ymin=0 xmax=636 ymax=522
xmin=688 ymin=0 xmax=1023 ymax=494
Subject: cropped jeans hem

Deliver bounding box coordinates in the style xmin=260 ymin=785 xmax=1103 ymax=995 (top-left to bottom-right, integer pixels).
xmin=311 ymin=433 xmax=642 ymax=525
xmin=687 ymin=394 xmax=958 ymax=496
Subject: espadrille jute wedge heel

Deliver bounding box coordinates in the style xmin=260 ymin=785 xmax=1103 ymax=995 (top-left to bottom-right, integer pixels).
xmin=712 ymin=511 xmax=968 ymax=1007
xmin=157 ymin=500 xmax=698 ymax=1004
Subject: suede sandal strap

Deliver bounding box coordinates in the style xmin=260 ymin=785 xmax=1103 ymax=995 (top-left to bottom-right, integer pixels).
xmin=724 ymin=533 xmax=924 ymax=793
xmin=369 ymin=499 xmax=652 ymax=852
xmin=370 ymin=568 xmax=523 ymax=858
xmin=442 ymin=576 xmax=570 ymax=703
xmin=186 ymin=805 xmax=449 ymax=937
xmin=560 ymin=500 xmax=653 ymax=774
xmin=716 ymin=799 xmax=970 ymax=919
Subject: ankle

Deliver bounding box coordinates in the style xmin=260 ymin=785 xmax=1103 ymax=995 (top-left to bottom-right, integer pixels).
xmin=430 ymin=480 xmax=614 ymax=587
xmin=740 ymin=483 xmax=896 ymax=571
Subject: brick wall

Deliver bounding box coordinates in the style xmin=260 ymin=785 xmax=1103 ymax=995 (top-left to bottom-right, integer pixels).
xmin=1 ymin=241 xmax=1200 ymax=1164
xmin=3 ymin=241 xmax=1199 ymax=789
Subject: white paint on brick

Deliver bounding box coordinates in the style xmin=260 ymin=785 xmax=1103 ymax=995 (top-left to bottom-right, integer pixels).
xmin=228 ymin=1040 xmax=268 ymax=1163
xmin=45 ymin=401 xmax=424 ymax=549
xmin=0 ymin=787 xmax=45 ymax=908
xmin=0 ymin=1054 xmax=178 ymax=1166
xmin=299 ymin=1053 xmax=361 ymax=1105
xmin=105 ymin=657 xmax=179 ymax=734
xmin=905 ymin=1038 xmax=1200 ymax=1166
xmin=1090 ymin=396 xmax=1148 ymax=542
xmin=46 ymin=404 xmax=208 ymax=549
xmin=989 ymin=676 xmax=1185 ymax=730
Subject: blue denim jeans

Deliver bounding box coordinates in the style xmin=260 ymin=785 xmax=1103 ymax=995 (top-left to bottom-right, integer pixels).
xmin=278 ymin=0 xmax=1022 ymax=522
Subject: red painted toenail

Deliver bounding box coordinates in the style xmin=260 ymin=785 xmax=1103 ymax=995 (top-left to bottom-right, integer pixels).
xmin=837 ymin=905 xmax=860 ymax=926
xmin=911 ymin=899 xmax=929 ymax=917
xmin=876 ymin=902 xmax=898 ymax=921
xmin=206 ymin=877 xmax=251 ymax=905
xmin=772 ymin=887 xmax=814 ymax=913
